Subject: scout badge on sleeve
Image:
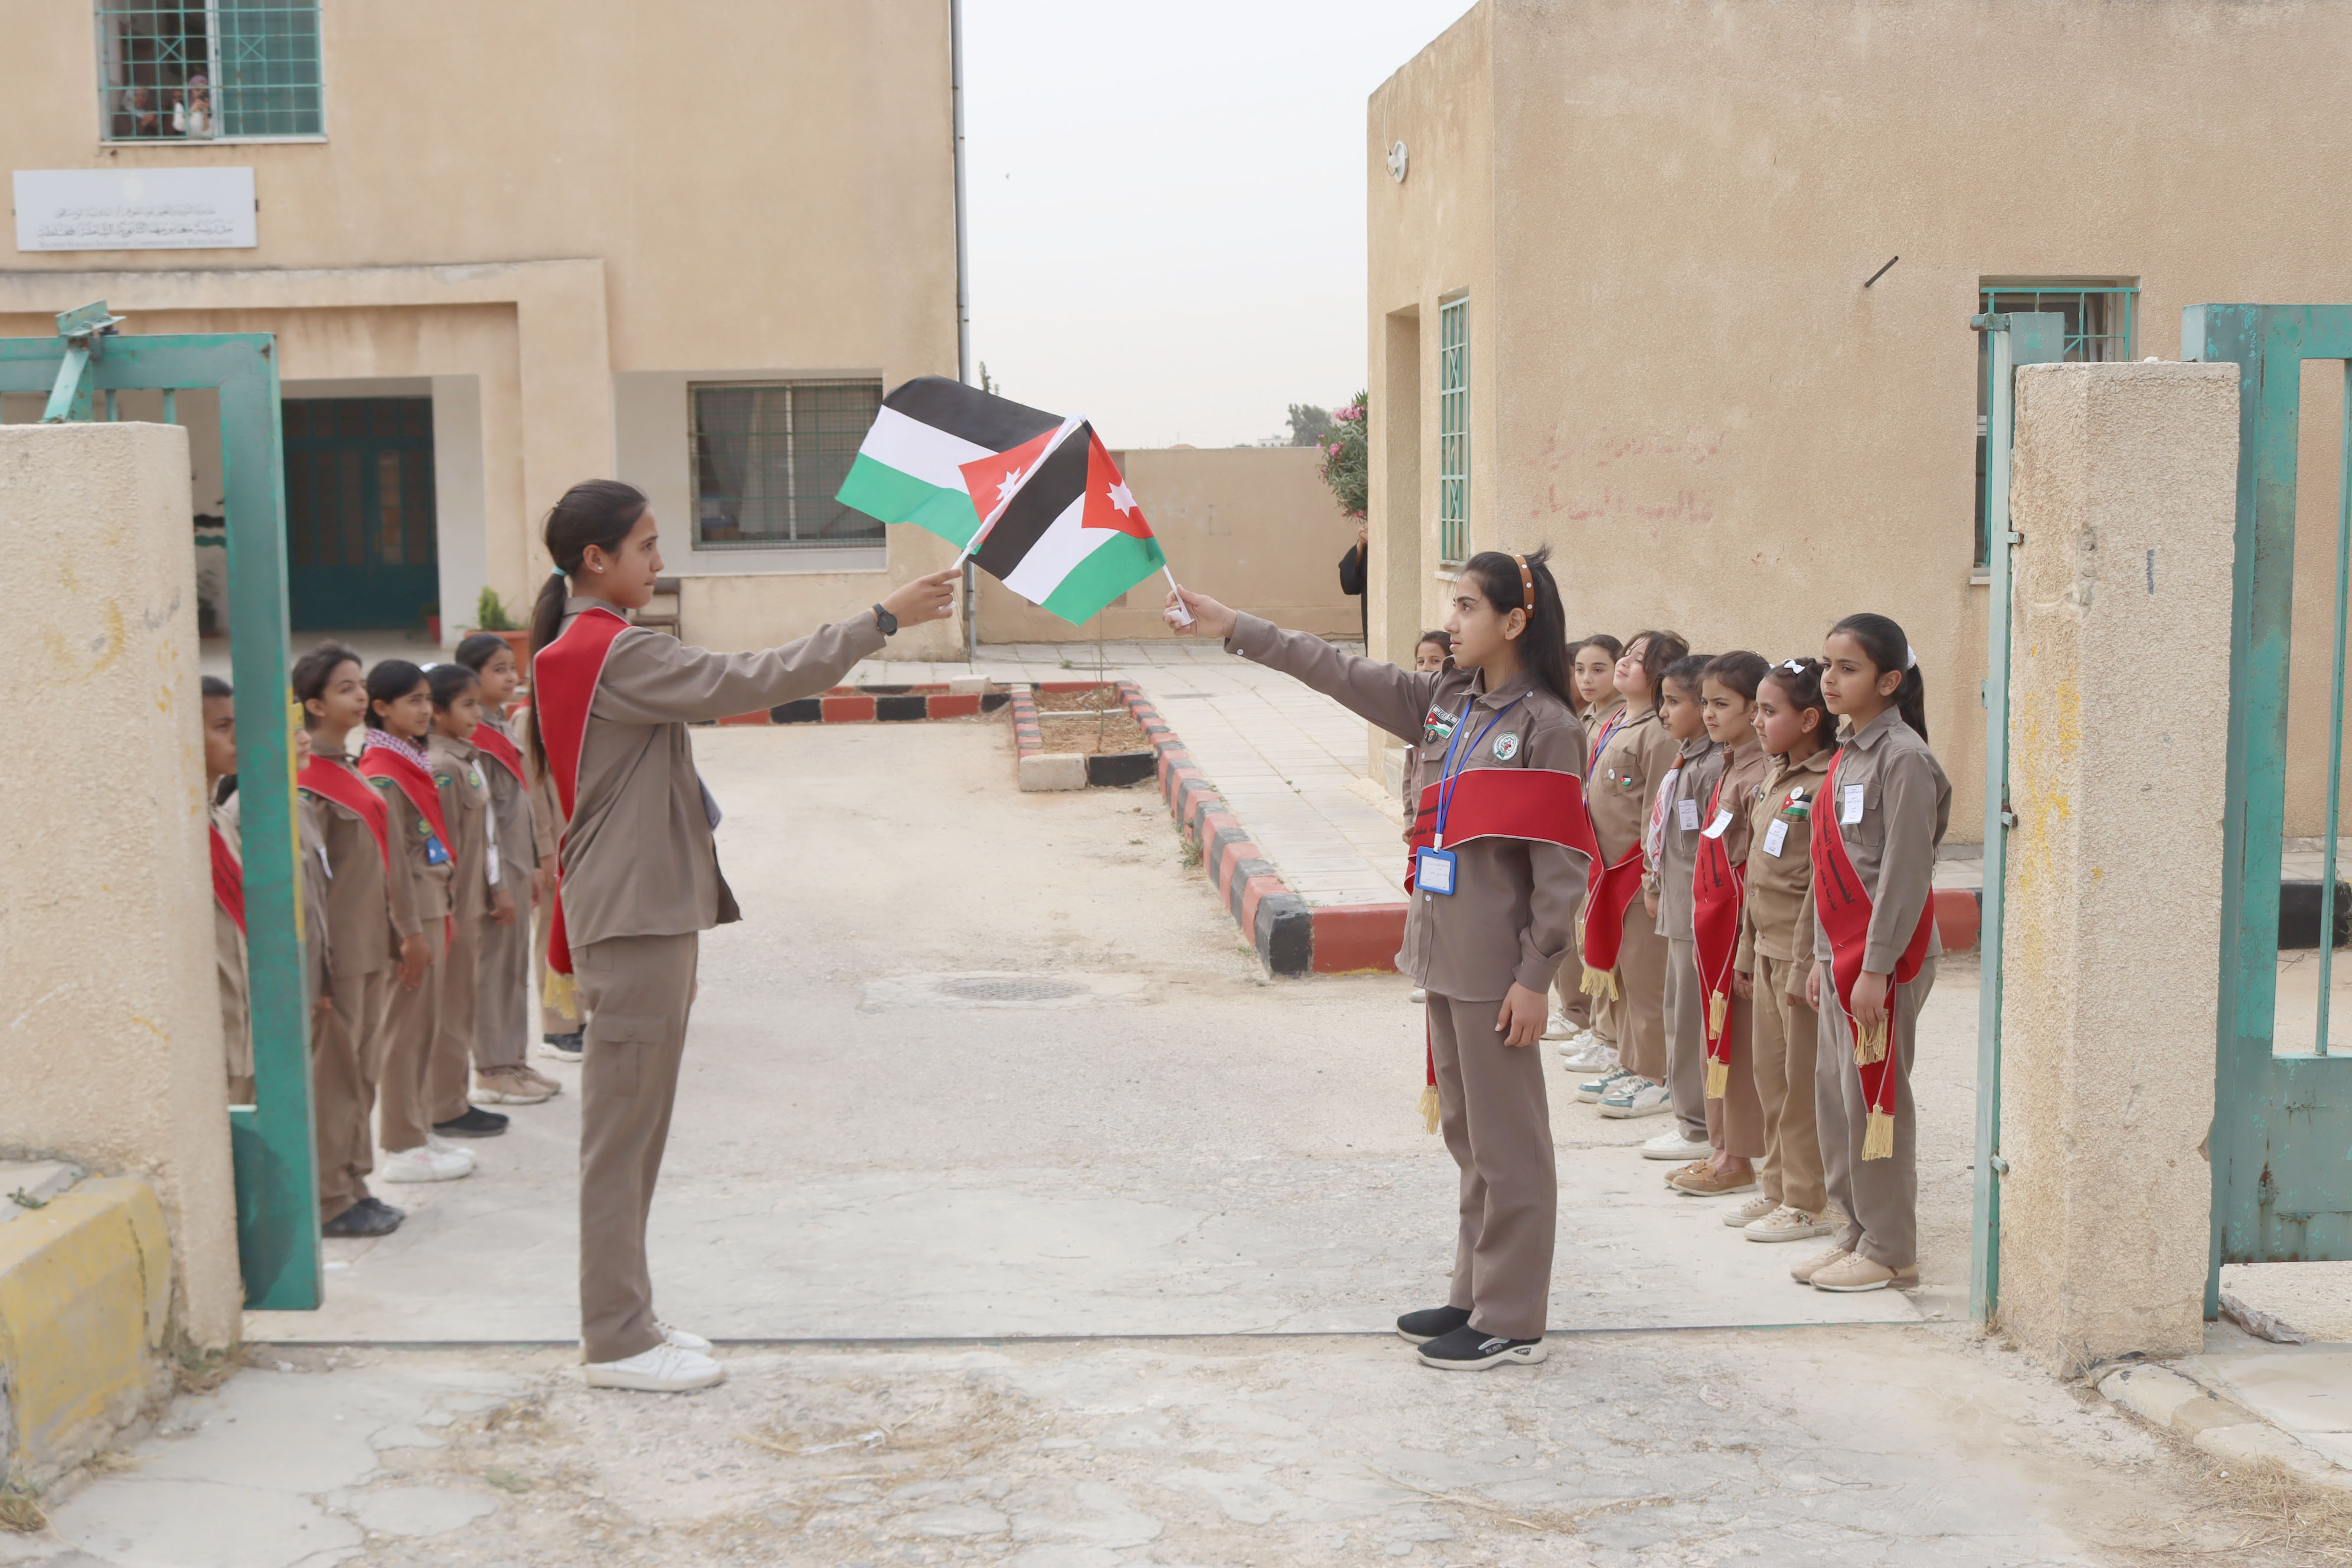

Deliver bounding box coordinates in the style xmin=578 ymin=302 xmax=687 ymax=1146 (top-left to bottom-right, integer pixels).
xmin=1809 ymin=750 xmax=1935 ymax=1159
xmin=530 ymin=603 xmax=634 ymax=1020
xmin=1690 ymin=774 xmax=1744 ymax=1097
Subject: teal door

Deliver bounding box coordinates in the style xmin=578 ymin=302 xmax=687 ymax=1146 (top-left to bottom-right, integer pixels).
xmin=284 ymin=397 xmax=437 ymax=629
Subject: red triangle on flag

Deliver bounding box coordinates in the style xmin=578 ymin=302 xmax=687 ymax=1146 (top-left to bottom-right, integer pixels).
xmin=1082 ymin=434 xmax=1154 ymax=540
xmin=959 ymin=424 xmax=1062 ymax=524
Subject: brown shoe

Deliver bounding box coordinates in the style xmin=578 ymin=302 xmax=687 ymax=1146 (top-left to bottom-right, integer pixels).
xmin=1790 ymin=1246 xmax=1852 ymax=1284
xmin=1663 ymin=1159 xmax=1712 ymax=1186
xmin=1809 ymin=1252 xmax=1920 ymax=1293
xmin=517 ymin=1065 xmax=564 ymax=1098
xmin=1668 ymin=1165 xmax=1760 ymax=1197
xmin=473 ymin=1066 xmax=555 ymax=1106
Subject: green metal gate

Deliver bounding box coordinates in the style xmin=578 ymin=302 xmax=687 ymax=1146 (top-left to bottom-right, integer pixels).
xmin=2187 ymin=305 xmax=2352 ymax=1309
xmin=0 ymin=302 xmax=321 ymax=1310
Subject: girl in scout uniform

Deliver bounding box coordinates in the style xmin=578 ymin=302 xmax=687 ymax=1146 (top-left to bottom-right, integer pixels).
xmin=424 ymin=664 xmax=517 ymax=1138
xmin=1168 ymin=548 xmax=1590 ymax=1372
xmin=455 ymin=634 xmax=560 ymax=1106
xmin=1577 ymin=630 xmax=1687 ymax=1119
xmin=1795 ymin=615 xmax=1950 ymax=1293
xmin=1402 ymin=632 xmax=1454 ymax=1007
xmin=361 ymin=659 xmax=475 ymax=1187
xmin=295 ymin=643 xmax=414 ymax=1237
xmin=1642 ymin=654 xmax=1719 ymax=1164
xmin=530 ymin=479 xmax=958 ymax=1393
xmin=1731 ymin=658 xmax=1837 ymax=1242
xmin=1556 ymin=637 xmax=1625 ymax=1070
xmin=1673 ymin=650 xmax=1773 ymax=1198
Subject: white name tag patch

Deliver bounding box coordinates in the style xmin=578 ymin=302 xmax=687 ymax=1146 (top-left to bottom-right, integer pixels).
xmin=1762 ymin=819 xmax=1790 ymax=857
xmin=1678 ymin=799 xmax=1700 ymax=831
xmin=1703 ymin=809 xmax=1734 ymax=839
xmin=1842 ymin=784 xmax=1866 ymax=825
xmin=1417 ymin=846 xmax=1458 ymax=896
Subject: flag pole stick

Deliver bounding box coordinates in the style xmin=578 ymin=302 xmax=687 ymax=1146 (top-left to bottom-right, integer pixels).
xmin=1161 ymin=563 xmax=1194 ymax=627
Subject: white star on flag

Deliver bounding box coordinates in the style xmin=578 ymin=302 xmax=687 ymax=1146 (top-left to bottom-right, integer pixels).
xmin=1107 ymin=480 xmax=1136 ymax=514
xmin=990 ymin=466 xmax=1025 ymax=506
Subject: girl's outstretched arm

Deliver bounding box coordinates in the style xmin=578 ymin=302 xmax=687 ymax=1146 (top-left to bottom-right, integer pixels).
xmin=1167 ymin=587 xmax=1433 ymax=742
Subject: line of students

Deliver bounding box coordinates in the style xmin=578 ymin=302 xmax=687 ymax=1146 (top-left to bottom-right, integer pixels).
xmin=1168 ymin=563 xmax=1949 ymax=1368
xmin=204 ymin=635 xmax=571 ymax=1241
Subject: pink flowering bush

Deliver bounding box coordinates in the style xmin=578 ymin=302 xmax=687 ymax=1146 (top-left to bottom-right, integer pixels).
xmin=1319 ymin=391 xmax=1368 ymax=518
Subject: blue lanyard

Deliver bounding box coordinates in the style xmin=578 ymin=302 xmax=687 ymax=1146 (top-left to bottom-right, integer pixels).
xmin=1432 ymin=694 xmax=1524 ymax=848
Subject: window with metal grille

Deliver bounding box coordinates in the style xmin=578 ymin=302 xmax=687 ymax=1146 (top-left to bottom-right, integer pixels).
xmin=690 ymin=381 xmax=886 ymax=551
xmin=1439 ymin=295 xmax=1469 ymax=566
xmin=1975 ymin=281 xmax=2137 ymax=568
xmin=97 ymin=0 xmax=324 ymax=142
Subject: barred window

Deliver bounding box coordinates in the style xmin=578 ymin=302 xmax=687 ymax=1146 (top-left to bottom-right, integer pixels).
xmin=98 ymin=0 xmax=324 ymax=142
xmin=690 ymin=381 xmax=886 ymax=551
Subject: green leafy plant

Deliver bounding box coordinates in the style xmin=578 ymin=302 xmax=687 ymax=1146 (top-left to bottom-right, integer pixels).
xmin=1318 ymin=392 xmax=1367 ymax=519
xmin=476 ymin=587 xmax=518 ymax=632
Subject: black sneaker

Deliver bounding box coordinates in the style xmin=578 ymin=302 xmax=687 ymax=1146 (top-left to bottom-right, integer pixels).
xmin=537 ymin=1031 xmax=584 ymax=1065
xmin=1395 ymin=1305 xmax=1474 ymax=1345
xmin=1415 ymin=1325 xmax=1547 ymax=1370
xmin=323 ymin=1197 xmax=404 ymax=1237
xmin=432 ymin=1106 xmax=509 ymax=1138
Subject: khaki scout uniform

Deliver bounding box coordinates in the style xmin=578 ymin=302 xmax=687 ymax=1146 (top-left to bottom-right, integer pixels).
xmin=1589 ymin=705 xmax=1677 ymax=1084
xmin=1654 ymin=734 xmax=1719 ymax=1140
xmin=308 ymin=746 xmax=419 ymax=1224
xmin=211 ymin=790 xmax=253 ymax=1102
xmin=1737 ymin=745 xmax=1832 ymax=1215
xmin=1812 ymin=708 xmax=1949 ymax=1272
xmin=372 ymin=734 xmax=455 ymax=1157
xmin=554 ymin=596 xmax=884 ymax=1366
xmin=1700 ymin=736 xmax=1771 ymax=1159
xmin=298 ymin=788 xmax=332 ymax=1012
xmin=1557 ymin=697 xmax=1626 ymax=1037
xmin=423 ymin=731 xmax=495 ymax=1119
xmin=476 ymin=714 xmax=538 ymax=1072
xmin=1227 ymin=614 xmax=1588 ymax=1342
xmin=521 ymin=729 xmax=570 ymax=1037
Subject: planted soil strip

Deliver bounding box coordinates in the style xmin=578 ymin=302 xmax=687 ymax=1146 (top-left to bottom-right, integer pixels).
xmin=1038 ymin=711 xmax=1148 ymax=757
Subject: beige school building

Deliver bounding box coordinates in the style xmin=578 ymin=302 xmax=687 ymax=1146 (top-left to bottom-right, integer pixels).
xmin=1365 ymin=0 xmax=2352 ymax=838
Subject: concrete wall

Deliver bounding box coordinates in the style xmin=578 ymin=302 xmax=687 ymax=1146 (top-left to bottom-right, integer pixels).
xmin=1368 ymin=0 xmax=2352 ymax=836
xmin=0 ymin=422 xmax=240 ymax=1354
xmin=975 ymin=447 xmax=1361 ymax=642
xmin=1 ymin=0 xmax=962 ymax=656
xmin=1997 ymin=362 xmax=2236 ymax=1373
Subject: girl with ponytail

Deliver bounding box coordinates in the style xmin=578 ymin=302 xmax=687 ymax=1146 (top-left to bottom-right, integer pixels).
xmin=1794 ymin=613 xmax=1951 ymax=1294
xmin=1168 ymin=547 xmax=1590 ymax=1371
xmin=529 ymin=479 xmax=956 ymax=1391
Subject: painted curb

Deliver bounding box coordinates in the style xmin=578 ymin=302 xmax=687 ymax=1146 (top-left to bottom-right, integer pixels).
xmin=697 ymin=684 xmax=1012 ymax=728
xmin=0 ymin=1176 xmax=172 ymax=1493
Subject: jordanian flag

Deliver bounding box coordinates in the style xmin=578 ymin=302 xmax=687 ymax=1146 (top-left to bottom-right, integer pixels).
xmin=837 ymin=377 xmax=1168 ymax=626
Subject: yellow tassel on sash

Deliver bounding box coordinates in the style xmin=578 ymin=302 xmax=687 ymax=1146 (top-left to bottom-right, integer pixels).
xmin=1417 ymin=1084 xmax=1441 ymax=1136
xmin=1862 ymin=1108 xmax=1896 ymax=1161
xmin=1856 ymin=1018 xmax=1887 ymax=1065
xmin=543 ymin=969 xmax=582 ymax=1024
xmin=1580 ymin=965 xmax=1618 ymax=1001
xmin=1704 ymin=1059 xmax=1728 ymax=1099
xmin=1707 ymin=992 xmax=1727 ymax=1038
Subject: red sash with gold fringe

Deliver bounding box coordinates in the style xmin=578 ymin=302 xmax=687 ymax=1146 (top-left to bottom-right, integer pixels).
xmin=1691 ymin=773 xmax=1744 ymax=1097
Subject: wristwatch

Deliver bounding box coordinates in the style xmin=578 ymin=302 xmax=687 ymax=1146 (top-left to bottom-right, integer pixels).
xmin=872 ymin=602 xmax=899 ymax=636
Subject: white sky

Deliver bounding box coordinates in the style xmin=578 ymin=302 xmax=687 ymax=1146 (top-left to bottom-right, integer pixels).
xmin=961 ymin=1 xmax=1474 ymax=450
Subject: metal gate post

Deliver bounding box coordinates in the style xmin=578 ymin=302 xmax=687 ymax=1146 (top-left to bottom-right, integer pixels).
xmin=1968 ymin=311 xmax=2068 ymax=1328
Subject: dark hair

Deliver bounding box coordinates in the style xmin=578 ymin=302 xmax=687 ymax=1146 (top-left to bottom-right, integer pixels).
xmin=1759 ymin=656 xmax=1832 ymax=749
xmin=454 ymin=632 xmax=511 ymax=672
xmin=363 ymin=659 xmax=429 ymax=730
xmin=1701 ymin=649 xmax=1770 ymax=703
xmin=1660 ymin=652 xmax=1711 ymax=701
xmin=1416 ymin=629 xmax=1452 ymax=655
xmin=1622 ymin=629 xmax=1690 ymax=704
xmin=1573 ymin=633 xmax=1624 ymax=663
xmin=427 ymin=662 xmax=480 ymax=710
xmin=1461 ymin=546 xmax=1572 ymax=704
xmin=527 ymin=479 xmax=649 ymax=768
xmin=1828 ymin=612 xmax=1929 ymax=741
xmin=200 ymin=675 xmax=232 ymax=700
xmin=291 ymin=641 xmax=363 ymax=730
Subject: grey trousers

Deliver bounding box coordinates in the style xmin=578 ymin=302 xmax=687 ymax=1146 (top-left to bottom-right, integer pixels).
xmin=574 ymin=931 xmax=698 ymax=1364
xmin=1817 ymin=957 xmax=1937 ymax=1270
xmin=313 ymin=965 xmax=391 ymax=1222
xmin=1661 ymin=936 xmax=1708 ymax=1139
xmin=475 ymin=904 xmax=531 ymax=1070
xmin=1428 ymin=991 xmax=1556 ymax=1341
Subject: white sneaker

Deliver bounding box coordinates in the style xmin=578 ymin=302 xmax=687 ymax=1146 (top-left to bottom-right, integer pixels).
xmin=1640 ymin=1127 xmax=1711 ymax=1161
xmin=1557 ymin=1037 xmax=1613 ymax=1072
xmin=580 ymin=1342 xmax=725 ymax=1392
xmin=1543 ymin=1010 xmax=1577 ymax=1041
xmin=657 ymin=1320 xmax=712 ymax=1353
xmin=1746 ymin=1206 xmax=1838 ymax=1243
xmin=1596 ymin=1078 xmax=1674 ymax=1119
xmin=1723 ymin=1193 xmax=1778 ymax=1227
xmin=379 ymin=1144 xmax=473 ymax=1183
xmin=1409 ymin=988 xmax=1428 ymax=1004
xmin=424 ymin=1133 xmax=473 ymax=1159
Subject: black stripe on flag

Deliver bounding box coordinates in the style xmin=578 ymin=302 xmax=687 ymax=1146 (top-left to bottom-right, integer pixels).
xmin=884 ymin=376 xmax=1062 ymax=452
xmin=971 ymin=422 xmax=1092 ymax=582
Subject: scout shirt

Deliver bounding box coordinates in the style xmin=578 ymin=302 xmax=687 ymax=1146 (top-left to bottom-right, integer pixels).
xmin=1811 ymin=707 xmax=1952 ymax=972
xmin=211 ymin=789 xmax=252 ymax=1081
xmin=310 ymin=748 xmax=417 ymax=976
xmin=479 ymin=713 xmax=539 ymax=903
xmin=1735 ymin=745 xmax=1828 ymax=974
xmin=296 ymin=789 xmax=333 ymax=1004
xmin=1224 ymin=613 xmax=1589 ymax=1001
xmin=1589 ymin=704 xmax=1677 ymax=868
xmin=368 ymin=733 xmax=453 ymax=930
xmin=1651 ymin=734 xmax=1720 ymax=938
xmin=552 ymin=597 xmax=885 ymax=949
xmin=427 ymin=731 xmax=495 ymax=926
xmin=1582 ymin=695 xmax=1625 ymax=766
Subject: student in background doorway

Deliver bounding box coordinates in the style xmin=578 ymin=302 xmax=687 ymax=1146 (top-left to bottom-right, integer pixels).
xmin=200 ymin=677 xmax=251 ymax=1103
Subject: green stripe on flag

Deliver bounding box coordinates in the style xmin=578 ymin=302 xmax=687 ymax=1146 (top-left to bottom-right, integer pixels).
xmin=1038 ymin=532 xmax=1168 ymax=626
xmin=836 ymin=453 xmax=983 ymax=549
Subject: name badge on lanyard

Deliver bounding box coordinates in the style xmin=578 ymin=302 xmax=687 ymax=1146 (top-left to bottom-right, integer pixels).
xmin=1416 ymin=845 xmax=1458 ymax=896
xmin=1422 ymin=691 xmax=1526 ymax=898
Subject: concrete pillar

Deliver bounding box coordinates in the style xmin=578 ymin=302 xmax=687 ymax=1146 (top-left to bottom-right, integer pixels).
xmin=1998 ymin=361 xmax=2238 ymax=1373
xmin=0 ymin=422 xmax=241 ymax=1352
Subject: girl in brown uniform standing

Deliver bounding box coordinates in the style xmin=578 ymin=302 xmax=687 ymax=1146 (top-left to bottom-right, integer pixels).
xmin=1557 ymin=636 xmax=1625 ymax=1074
xmin=1644 ymin=652 xmax=1718 ymax=1162
xmin=530 ymin=479 xmax=956 ymax=1392
xmin=1168 ymin=549 xmax=1590 ymax=1371
xmin=425 ymin=664 xmax=514 ymax=1138
xmin=1796 ymin=613 xmax=1949 ymax=1293
xmin=458 ymin=633 xmax=561 ymax=1105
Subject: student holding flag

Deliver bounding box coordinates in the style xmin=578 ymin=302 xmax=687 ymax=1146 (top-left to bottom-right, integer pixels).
xmin=527 ymin=479 xmax=956 ymax=1393
xmin=1167 ymin=551 xmax=1590 ymax=1371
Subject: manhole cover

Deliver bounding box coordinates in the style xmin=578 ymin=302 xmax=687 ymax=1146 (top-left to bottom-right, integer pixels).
xmin=934 ymin=977 xmax=1085 ymax=1003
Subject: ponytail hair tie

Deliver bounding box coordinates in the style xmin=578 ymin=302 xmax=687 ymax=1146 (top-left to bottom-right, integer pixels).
xmin=1906 ymin=648 xmax=1917 ymax=669
xmin=551 ymin=567 xmax=567 ymax=580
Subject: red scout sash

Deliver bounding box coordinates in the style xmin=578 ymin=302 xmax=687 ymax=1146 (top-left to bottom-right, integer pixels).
xmin=357 ymin=740 xmax=453 ymax=863
xmin=531 ymin=605 xmax=633 ymax=995
xmin=471 ymin=719 xmax=527 ymax=789
xmin=297 ymin=755 xmax=392 ymax=874
xmin=210 ymin=822 xmax=245 ymax=936
xmin=1690 ymin=773 xmax=1743 ymax=1099
xmin=1574 ymin=717 xmax=1649 ymax=999
xmin=1809 ymin=749 xmax=1935 ymax=1161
